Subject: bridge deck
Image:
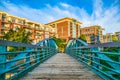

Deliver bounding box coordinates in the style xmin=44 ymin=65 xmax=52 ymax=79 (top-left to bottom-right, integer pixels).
xmin=21 ymin=53 xmax=102 ymax=80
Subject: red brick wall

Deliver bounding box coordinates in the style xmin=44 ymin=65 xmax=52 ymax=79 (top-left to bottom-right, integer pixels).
xmin=57 ymin=21 xmax=68 ymax=40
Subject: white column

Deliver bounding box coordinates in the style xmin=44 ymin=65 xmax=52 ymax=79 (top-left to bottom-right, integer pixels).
xmin=72 ymin=22 xmax=76 ymax=38
xmin=55 ymin=23 xmax=58 ymax=38
xmin=78 ymin=25 xmax=80 ymax=37
xmin=68 ymin=21 xmax=70 ymax=37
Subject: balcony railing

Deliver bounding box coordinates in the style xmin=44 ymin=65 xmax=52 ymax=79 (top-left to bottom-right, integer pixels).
xmin=1 ymin=26 xmax=10 ymax=30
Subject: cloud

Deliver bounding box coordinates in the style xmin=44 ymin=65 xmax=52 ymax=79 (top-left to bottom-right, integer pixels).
xmin=90 ymin=0 xmax=120 ymax=33
xmin=0 ymin=0 xmax=120 ymax=34
xmin=60 ymin=2 xmax=70 ymax=8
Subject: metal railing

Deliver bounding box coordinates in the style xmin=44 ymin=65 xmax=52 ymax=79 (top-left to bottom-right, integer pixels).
xmin=0 ymin=38 xmax=57 ymax=80
xmin=66 ymin=38 xmax=120 ymax=80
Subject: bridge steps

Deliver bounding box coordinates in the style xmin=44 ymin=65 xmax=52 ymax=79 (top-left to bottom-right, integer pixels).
xmin=21 ymin=53 xmax=102 ymax=80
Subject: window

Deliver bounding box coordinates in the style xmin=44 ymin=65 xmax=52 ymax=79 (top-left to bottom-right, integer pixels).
xmin=2 ymin=24 xmax=4 ymax=28
xmin=2 ymin=14 xmax=6 ymax=21
xmin=12 ymin=18 xmax=15 ymax=22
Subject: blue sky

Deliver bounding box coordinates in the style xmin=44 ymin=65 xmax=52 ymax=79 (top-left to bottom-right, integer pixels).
xmin=0 ymin=0 xmax=120 ymax=34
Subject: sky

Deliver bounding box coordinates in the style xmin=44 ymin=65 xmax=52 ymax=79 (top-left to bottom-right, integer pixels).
xmin=0 ymin=0 xmax=120 ymax=34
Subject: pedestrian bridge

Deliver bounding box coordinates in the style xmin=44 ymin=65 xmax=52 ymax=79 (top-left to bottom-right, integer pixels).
xmin=0 ymin=38 xmax=120 ymax=80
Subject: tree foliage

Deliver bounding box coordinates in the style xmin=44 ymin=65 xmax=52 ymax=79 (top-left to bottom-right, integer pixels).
xmin=3 ymin=28 xmax=32 ymax=43
xmin=2 ymin=28 xmax=32 ymax=51
xmin=79 ymin=35 xmax=87 ymax=42
xmin=53 ymin=37 xmax=66 ymax=53
xmin=112 ymin=34 xmax=118 ymax=42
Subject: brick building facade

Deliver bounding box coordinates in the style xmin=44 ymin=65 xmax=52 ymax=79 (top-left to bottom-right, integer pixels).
xmin=45 ymin=17 xmax=82 ymax=41
xmin=80 ymin=25 xmax=104 ymax=43
xmin=0 ymin=11 xmax=55 ymax=43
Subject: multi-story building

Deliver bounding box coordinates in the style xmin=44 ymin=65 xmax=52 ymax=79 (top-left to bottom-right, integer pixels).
xmin=80 ymin=25 xmax=104 ymax=44
xmin=90 ymin=35 xmax=100 ymax=44
xmin=45 ymin=17 xmax=82 ymax=41
xmin=115 ymin=31 xmax=120 ymax=41
xmin=44 ymin=25 xmax=56 ymax=38
xmin=103 ymin=32 xmax=120 ymax=43
xmin=103 ymin=33 xmax=113 ymax=43
xmin=24 ymin=21 xmax=44 ymax=43
xmin=0 ymin=12 xmax=25 ymax=38
xmin=0 ymin=11 xmax=55 ymax=43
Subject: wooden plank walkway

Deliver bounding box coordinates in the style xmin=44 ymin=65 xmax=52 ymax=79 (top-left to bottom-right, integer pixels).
xmin=21 ymin=53 xmax=102 ymax=80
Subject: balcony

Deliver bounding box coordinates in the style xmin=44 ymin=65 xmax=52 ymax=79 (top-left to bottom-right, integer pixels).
xmin=35 ymin=27 xmax=42 ymax=31
xmin=35 ymin=33 xmax=43 ymax=36
xmin=35 ymin=26 xmax=44 ymax=31
xmin=24 ymin=25 xmax=32 ymax=29
xmin=1 ymin=26 xmax=10 ymax=30
xmin=1 ymin=18 xmax=9 ymax=23
xmin=0 ymin=31 xmax=5 ymax=35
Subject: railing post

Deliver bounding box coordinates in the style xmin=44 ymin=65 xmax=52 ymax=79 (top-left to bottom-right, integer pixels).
xmin=84 ymin=48 xmax=88 ymax=62
xmin=92 ymin=51 xmax=95 ymax=66
xmin=36 ymin=48 xmax=40 ymax=63
xmin=118 ymin=47 xmax=120 ymax=62
xmin=47 ymin=40 xmax=50 ymax=57
xmin=75 ymin=41 xmax=77 ymax=58
xmin=79 ymin=48 xmax=82 ymax=61
xmin=44 ymin=48 xmax=46 ymax=58
xmin=76 ymin=49 xmax=79 ymax=60
xmin=46 ymin=47 xmax=48 ymax=58
xmin=0 ymin=46 xmax=7 ymax=80
xmin=25 ymin=48 xmax=31 ymax=68
xmin=92 ymin=48 xmax=100 ymax=69
xmin=42 ymin=48 xmax=45 ymax=61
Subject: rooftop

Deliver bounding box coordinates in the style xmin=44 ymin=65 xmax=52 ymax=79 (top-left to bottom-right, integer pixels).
xmin=45 ymin=17 xmax=82 ymax=25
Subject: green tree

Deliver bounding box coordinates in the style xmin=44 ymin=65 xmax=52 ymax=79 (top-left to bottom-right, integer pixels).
xmin=2 ymin=28 xmax=32 ymax=51
xmin=79 ymin=35 xmax=87 ymax=42
xmin=112 ymin=34 xmax=118 ymax=42
xmin=3 ymin=28 xmax=31 ymax=43
xmin=53 ymin=37 xmax=66 ymax=53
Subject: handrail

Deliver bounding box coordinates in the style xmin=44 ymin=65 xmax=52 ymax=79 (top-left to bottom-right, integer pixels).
xmin=0 ymin=38 xmax=57 ymax=80
xmin=70 ymin=38 xmax=120 ymax=47
xmin=0 ymin=40 xmax=39 ymax=48
xmin=83 ymin=42 xmax=120 ymax=48
xmin=66 ymin=38 xmax=120 ymax=80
